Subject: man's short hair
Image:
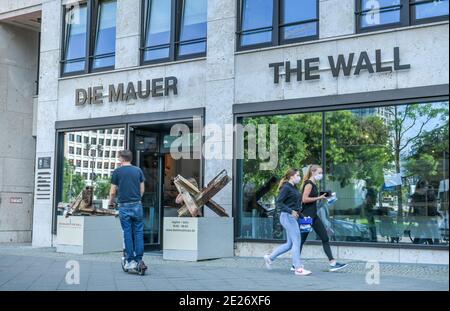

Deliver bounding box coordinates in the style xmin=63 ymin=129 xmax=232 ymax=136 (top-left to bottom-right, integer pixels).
xmin=118 ymin=150 xmax=133 ymax=162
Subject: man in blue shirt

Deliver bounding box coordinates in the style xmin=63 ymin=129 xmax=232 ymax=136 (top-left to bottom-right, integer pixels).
xmin=109 ymin=150 xmax=146 ymax=271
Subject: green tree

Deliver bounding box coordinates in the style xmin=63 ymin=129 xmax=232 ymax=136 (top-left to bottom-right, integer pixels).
xmin=385 ymin=103 xmax=449 ymax=219
xmin=242 ymin=113 xmax=322 ymax=194
xmin=404 ymin=154 xmax=438 ymax=180
xmin=242 ymin=111 xmax=391 ymax=194
xmin=62 ymin=158 xmax=85 ymax=202
xmin=326 ymin=112 xmax=392 ymax=188
xmin=94 ymin=177 xmax=112 ymax=199
xmin=405 ymin=121 xmax=449 ymax=181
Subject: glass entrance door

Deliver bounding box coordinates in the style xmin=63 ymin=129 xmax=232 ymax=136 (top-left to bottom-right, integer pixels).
xmin=130 ymin=128 xmax=163 ymax=250
xmin=128 ymin=121 xmax=202 ymax=250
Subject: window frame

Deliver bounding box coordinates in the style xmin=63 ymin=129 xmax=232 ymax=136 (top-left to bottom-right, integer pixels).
xmin=60 ymin=0 xmax=117 ymax=77
xmin=355 ymin=0 xmax=449 ymax=34
xmin=236 ymin=0 xmax=320 ymax=52
xmin=140 ymin=0 xmax=207 ymax=66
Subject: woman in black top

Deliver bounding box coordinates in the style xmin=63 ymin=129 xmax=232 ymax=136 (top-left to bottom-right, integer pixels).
xmin=263 ymin=168 xmax=312 ymax=276
xmin=300 ymin=165 xmax=347 ymax=272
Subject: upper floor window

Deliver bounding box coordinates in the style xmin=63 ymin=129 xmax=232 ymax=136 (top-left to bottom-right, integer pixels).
xmin=62 ymin=2 xmax=88 ymax=74
xmin=141 ymin=0 xmax=207 ymax=64
xmin=356 ymin=0 xmax=448 ymax=33
xmin=237 ymin=0 xmax=319 ymax=51
xmin=92 ymin=0 xmax=117 ymax=70
xmin=281 ymin=0 xmax=318 ymax=42
xmin=61 ymin=0 xmax=117 ymax=76
xmin=413 ymin=0 xmax=449 ymax=21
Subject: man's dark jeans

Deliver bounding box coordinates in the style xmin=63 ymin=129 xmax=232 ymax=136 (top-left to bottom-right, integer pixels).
xmin=118 ymin=202 xmax=144 ymax=263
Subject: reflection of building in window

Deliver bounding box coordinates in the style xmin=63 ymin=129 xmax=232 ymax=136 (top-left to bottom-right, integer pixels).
xmin=64 ymin=128 xmax=125 ymax=185
xmin=351 ymin=107 xmax=393 ymax=125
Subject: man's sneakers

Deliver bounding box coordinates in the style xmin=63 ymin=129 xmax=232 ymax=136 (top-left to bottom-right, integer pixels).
xmin=124 ymin=260 xmax=137 ymax=270
xmin=263 ymin=254 xmax=273 ymax=270
xmin=329 ymin=262 xmax=348 ymax=272
xmin=294 ymin=268 xmax=312 ymax=276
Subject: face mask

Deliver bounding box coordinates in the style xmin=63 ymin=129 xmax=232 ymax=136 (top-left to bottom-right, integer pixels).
xmin=315 ymin=174 xmax=323 ymax=181
xmin=292 ymin=176 xmax=301 ymax=184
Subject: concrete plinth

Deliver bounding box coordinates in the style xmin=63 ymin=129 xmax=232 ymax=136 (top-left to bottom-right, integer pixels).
xmin=163 ymin=217 xmax=234 ymax=261
xmin=56 ymin=216 xmax=122 ymax=254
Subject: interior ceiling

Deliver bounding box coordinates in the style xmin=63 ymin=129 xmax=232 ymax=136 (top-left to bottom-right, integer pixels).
xmin=134 ymin=121 xmax=194 ymax=132
xmin=1 ymin=11 xmax=41 ymax=31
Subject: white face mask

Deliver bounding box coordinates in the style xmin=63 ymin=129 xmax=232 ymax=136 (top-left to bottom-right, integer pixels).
xmin=292 ymin=175 xmax=301 ymax=184
xmin=315 ymin=173 xmax=323 ymax=181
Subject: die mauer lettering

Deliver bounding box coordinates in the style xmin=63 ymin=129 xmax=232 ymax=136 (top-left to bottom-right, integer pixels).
xmin=75 ymin=76 xmax=178 ymax=106
xmin=269 ymin=47 xmax=410 ymax=84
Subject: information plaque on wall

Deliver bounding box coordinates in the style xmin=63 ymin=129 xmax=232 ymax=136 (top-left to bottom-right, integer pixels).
xmin=38 ymin=157 xmax=51 ymax=169
xmin=36 ymin=156 xmax=52 ymax=201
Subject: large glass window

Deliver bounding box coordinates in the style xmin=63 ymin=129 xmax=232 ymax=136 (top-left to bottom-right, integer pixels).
xmin=238 ymin=112 xmax=322 ymax=240
xmin=141 ymin=0 xmax=207 ymax=64
xmin=237 ymin=101 xmax=449 ymax=246
xmin=59 ymin=127 xmax=125 ymax=208
xmin=61 ymin=0 xmax=117 ymax=76
xmin=281 ymin=0 xmax=318 ymax=42
xmin=143 ymin=0 xmax=172 ymax=62
xmin=240 ymin=0 xmax=273 ymax=47
xmin=238 ymin=0 xmax=319 ymax=50
xmin=413 ymin=0 xmax=449 ymax=21
xmin=62 ymin=3 xmax=88 ymax=74
xmin=92 ymin=0 xmax=117 ymax=70
xmin=357 ymin=0 xmax=449 ymax=33
xmin=359 ymin=0 xmax=402 ymax=29
xmin=178 ymin=0 xmax=207 ymax=57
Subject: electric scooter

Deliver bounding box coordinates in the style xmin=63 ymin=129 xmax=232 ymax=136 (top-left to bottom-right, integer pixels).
xmin=121 ymin=249 xmax=148 ymax=275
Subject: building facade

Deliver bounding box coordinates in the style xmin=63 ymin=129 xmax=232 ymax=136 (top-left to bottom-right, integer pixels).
xmin=0 ymin=0 xmax=448 ymax=264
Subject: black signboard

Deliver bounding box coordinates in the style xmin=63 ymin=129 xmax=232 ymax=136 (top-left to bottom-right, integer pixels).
xmin=38 ymin=157 xmax=51 ymax=169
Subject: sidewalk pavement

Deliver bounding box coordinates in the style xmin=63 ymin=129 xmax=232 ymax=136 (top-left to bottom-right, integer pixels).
xmin=0 ymin=244 xmax=448 ymax=291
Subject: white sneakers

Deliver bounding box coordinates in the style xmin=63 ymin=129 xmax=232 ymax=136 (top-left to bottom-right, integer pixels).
xmin=294 ymin=268 xmax=312 ymax=276
xmin=263 ymin=254 xmax=273 ymax=270
xmin=124 ymin=260 xmax=137 ymax=270
xmin=264 ymin=255 xmax=312 ymax=276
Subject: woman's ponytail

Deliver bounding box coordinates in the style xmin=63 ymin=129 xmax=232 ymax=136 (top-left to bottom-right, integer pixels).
xmin=278 ymin=168 xmax=299 ymax=190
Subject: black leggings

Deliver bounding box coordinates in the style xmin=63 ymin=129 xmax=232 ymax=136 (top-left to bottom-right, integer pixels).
xmin=300 ymin=215 xmax=334 ymax=261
